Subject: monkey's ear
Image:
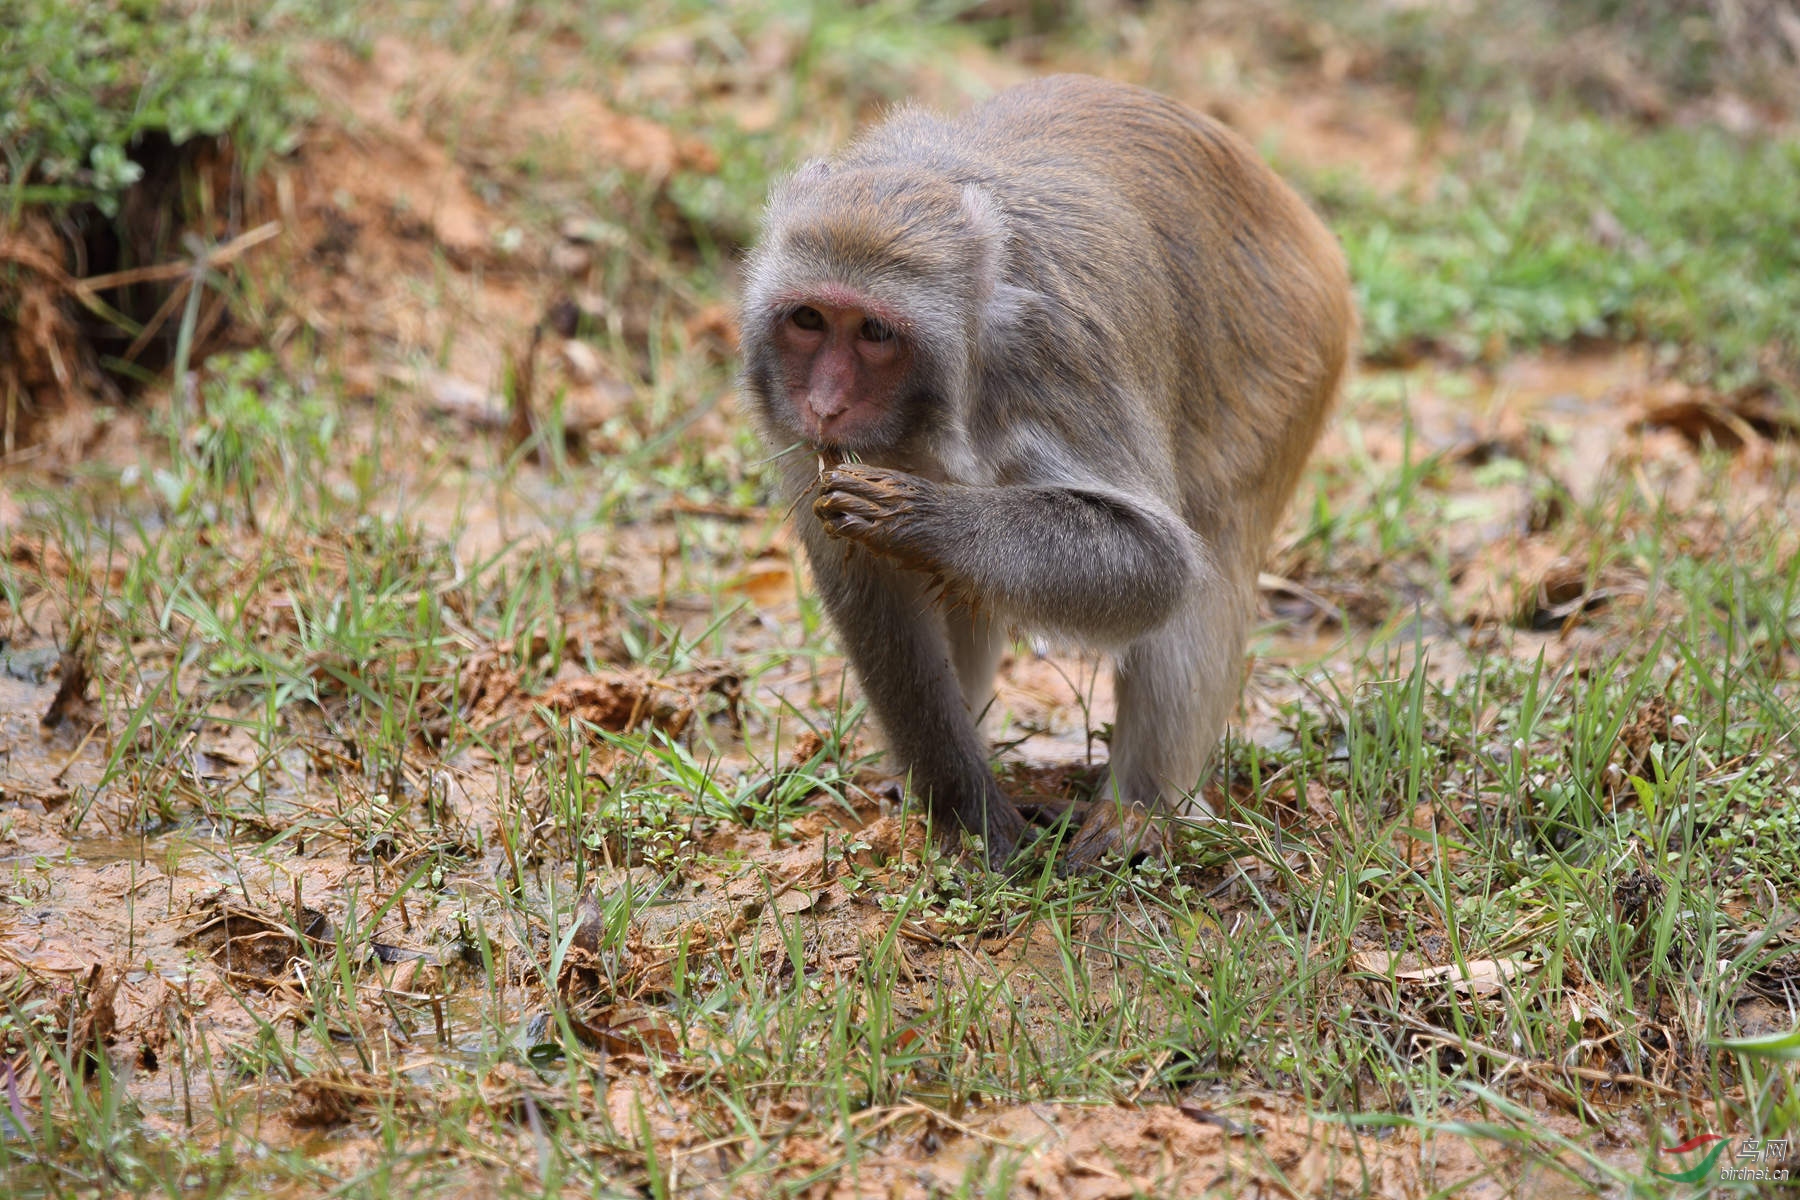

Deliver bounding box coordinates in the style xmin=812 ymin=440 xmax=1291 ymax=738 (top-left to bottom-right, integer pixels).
xmin=981 ymin=284 xmax=1048 ymax=349
xmin=959 ymin=185 xmax=1005 ymax=251
xmin=792 ymin=158 xmax=831 ymax=186
xmin=952 ymin=184 xmax=1045 ymax=352
xmin=960 ymin=184 xmax=1014 ymax=297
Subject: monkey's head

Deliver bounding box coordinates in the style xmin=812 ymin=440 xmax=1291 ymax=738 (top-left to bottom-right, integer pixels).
xmin=739 ymin=159 xmax=1007 ymax=459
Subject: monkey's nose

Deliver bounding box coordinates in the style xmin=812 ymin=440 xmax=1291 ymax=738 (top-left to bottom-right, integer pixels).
xmin=808 ymin=389 xmax=851 ymax=422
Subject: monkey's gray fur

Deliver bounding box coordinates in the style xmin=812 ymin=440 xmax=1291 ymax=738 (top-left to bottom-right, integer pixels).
xmin=739 ymin=75 xmax=1354 ymax=868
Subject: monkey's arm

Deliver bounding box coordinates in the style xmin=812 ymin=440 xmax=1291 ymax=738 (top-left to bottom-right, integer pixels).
xmin=801 ymin=518 xmax=1027 ymax=865
xmin=814 ymin=464 xmax=1203 ymax=644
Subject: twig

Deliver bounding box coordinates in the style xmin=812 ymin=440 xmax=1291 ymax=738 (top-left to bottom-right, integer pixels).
xmin=848 ymin=1100 xmax=1030 ymax=1151
xmin=0 ymin=220 xmax=279 ymax=338
xmin=1400 ymin=1014 xmax=1698 ymax=1101
xmin=79 ymin=221 xmax=280 ymax=291
xmin=51 ymin=721 xmax=103 ymax=786
xmin=121 ymin=275 xmax=196 ymax=364
xmin=1258 ymin=570 xmax=1347 ymax=627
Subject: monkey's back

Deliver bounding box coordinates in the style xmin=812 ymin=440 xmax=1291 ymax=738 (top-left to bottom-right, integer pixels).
xmin=850 ymin=75 xmax=1354 ymax=560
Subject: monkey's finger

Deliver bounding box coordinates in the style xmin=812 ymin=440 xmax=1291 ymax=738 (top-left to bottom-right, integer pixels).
xmin=813 ymin=493 xmax=888 ymax=541
xmin=819 ymin=474 xmax=924 ymax=516
xmin=819 ymin=463 xmax=906 ymax=490
xmin=819 ymin=515 xmax=880 ymax=542
xmin=814 ymin=489 xmax=888 ymax=519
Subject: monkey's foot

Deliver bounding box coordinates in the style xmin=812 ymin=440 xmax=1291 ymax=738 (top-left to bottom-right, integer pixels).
xmin=1060 ymin=800 xmax=1165 ymax=875
xmin=813 ymin=465 xmax=936 ymax=572
xmin=967 ymin=800 xmax=1028 ymax=871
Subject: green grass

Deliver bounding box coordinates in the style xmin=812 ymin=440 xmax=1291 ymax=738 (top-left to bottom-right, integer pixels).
xmin=7 ymin=358 xmax=1799 ymax=1198
xmin=0 ymin=0 xmax=307 ymax=218
xmin=1281 ymin=0 xmax=1800 ymax=126
xmin=541 ymin=0 xmax=1800 ymax=389
xmin=1314 ymin=118 xmax=1800 ymax=386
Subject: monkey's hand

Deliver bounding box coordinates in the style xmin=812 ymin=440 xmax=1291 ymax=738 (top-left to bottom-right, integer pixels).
xmin=812 ymin=465 xmax=942 ymax=576
xmin=1061 ymin=799 xmax=1165 ymax=875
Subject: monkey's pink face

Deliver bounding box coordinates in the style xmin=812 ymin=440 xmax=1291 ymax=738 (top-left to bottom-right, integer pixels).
xmin=772 ymin=296 xmax=910 ymax=449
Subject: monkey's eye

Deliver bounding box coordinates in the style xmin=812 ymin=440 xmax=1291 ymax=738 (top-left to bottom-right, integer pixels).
xmin=859 ymin=318 xmax=895 ymax=343
xmin=790 ymin=306 xmax=826 ymax=332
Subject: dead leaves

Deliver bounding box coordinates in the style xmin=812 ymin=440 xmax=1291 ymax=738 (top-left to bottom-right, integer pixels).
xmin=1451 ymin=538 xmax=1647 ymax=630
xmin=535 ymin=669 xmax=738 ymax=739
xmin=563 ymin=1009 xmax=685 ymax=1067
xmin=1636 ymin=386 xmax=1800 ymax=457
xmin=187 ymin=892 xmax=333 ymax=987
xmin=1613 ymin=693 xmax=1690 ymax=781
xmin=0 ymin=959 xmax=122 ymax=1098
xmin=1352 ymin=950 xmax=1538 ymax=999
xmin=290 ymin=1069 xmax=419 ymax=1128
xmin=0 ymin=217 xmax=104 ymax=452
xmin=886 ymin=1097 xmax=1446 ymax=1200
xmin=1524 ymin=554 xmax=1647 ymax=629
xmin=1447 ymin=378 xmax=1797 ymax=634
xmin=453 ymin=642 xmax=740 ymax=748
xmin=37 ymin=640 xmax=94 ymax=731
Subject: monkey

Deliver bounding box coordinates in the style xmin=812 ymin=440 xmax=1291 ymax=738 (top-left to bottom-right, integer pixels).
xmin=737 ymin=74 xmax=1353 ymax=870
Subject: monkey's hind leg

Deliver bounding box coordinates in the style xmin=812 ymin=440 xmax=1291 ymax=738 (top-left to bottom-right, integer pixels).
xmin=1063 ymin=586 xmax=1246 ymax=872
xmin=945 ymin=607 xmax=1006 ymax=722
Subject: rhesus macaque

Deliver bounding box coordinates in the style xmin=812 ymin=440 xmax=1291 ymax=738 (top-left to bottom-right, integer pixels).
xmin=738 ymin=75 xmax=1353 ymax=869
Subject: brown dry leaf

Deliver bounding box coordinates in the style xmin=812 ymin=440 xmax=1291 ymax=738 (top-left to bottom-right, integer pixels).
xmin=0 ymin=216 xmax=111 ymax=452
xmin=424 ymin=372 xmax=508 ymax=428
xmin=724 ymin=562 xmax=797 ymax=608
xmin=890 ymin=1097 xmax=1453 ymax=1199
xmin=454 ymin=648 xmax=739 ymax=742
xmin=65 ymin=963 xmax=119 ymax=1068
xmin=536 ymin=671 xmax=699 ymax=736
xmin=1613 ymin=694 xmax=1690 ymax=781
xmin=1450 ymin=536 xmax=1553 ymax=626
xmin=1351 ymin=949 xmax=1403 ymax=975
xmin=567 ymin=1007 xmax=685 ymax=1064
xmin=453 ymin=651 xmax=525 ymax=729
xmin=480 ymin=1061 xmax=583 ymax=1126
xmin=569 ymin=891 xmax=606 ymax=956
xmin=38 ymin=645 xmax=93 ymax=731
xmin=1526 ymin=555 xmax=1646 ymax=629
xmin=845 ymin=815 xmax=928 ymax=868
xmin=1227 ymin=849 xmax=1309 ymax=882
xmin=189 ymin=725 xmax=278 ymax=797
xmin=1636 ymin=388 xmax=1799 ymax=452
xmin=187 ymin=893 xmax=331 ymax=985
xmin=291 ymin=1069 xmax=415 ymax=1128
xmin=556 ymin=893 xmax=616 ymax=1002
xmin=1393 ymin=958 xmax=1535 ymax=996
xmin=1354 ymin=951 xmax=1536 ymax=996
xmin=774 ymin=887 xmax=823 ymax=916
xmin=1451 ymin=537 xmax=1644 ymax=629
xmin=7 ymin=535 xmax=64 ymax=576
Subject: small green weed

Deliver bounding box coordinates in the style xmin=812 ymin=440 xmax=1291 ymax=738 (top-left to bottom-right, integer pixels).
xmin=1318 ymin=119 xmax=1800 ymax=385
xmin=0 ymin=0 xmax=304 ymax=217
